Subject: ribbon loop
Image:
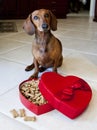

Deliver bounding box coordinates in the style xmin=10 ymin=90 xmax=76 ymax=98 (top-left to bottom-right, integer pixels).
xmin=72 ymin=80 xmax=89 ymax=90
xmin=61 ymin=88 xmax=74 ymax=100
xmin=61 ymin=79 xmax=90 ymax=101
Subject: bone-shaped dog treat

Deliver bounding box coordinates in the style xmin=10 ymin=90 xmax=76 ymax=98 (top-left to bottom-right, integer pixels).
xmin=19 ymin=109 xmax=26 ymax=117
xmin=24 ymin=116 xmax=36 ymax=121
xmin=10 ymin=109 xmax=37 ymax=122
xmin=10 ymin=109 xmax=19 ymax=118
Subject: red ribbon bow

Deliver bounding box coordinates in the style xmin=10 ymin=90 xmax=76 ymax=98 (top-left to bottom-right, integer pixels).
xmin=61 ymin=80 xmax=89 ymax=100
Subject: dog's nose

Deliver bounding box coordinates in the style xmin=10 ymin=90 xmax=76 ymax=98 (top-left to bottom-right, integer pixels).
xmin=42 ymin=23 xmax=48 ymax=30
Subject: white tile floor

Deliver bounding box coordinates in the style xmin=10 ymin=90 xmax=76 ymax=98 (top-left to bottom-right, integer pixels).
xmin=0 ymin=13 xmax=97 ymax=130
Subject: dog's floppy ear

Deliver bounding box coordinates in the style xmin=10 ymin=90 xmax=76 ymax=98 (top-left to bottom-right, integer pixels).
xmin=23 ymin=14 xmax=35 ymax=35
xmin=49 ymin=11 xmax=57 ymax=31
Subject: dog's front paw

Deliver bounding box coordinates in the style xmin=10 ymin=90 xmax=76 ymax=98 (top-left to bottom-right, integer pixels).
xmin=25 ymin=64 xmax=34 ymax=71
xmin=39 ymin=67 xmax=47 ymax=72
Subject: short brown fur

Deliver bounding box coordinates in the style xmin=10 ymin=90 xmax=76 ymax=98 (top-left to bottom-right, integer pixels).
xmin=23 ymin=9 xmax=63 ymax=78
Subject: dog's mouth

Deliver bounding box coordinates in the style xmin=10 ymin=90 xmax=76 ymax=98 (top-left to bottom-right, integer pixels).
xmin=38 ymin=28 xmax=50 ymax=32
xmin=43 ymin=28 xmax=50 ymax=32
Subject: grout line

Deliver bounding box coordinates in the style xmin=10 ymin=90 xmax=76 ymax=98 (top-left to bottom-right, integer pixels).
xmin=0 ymin=85 xmax=18 ymax=96
xmin=0 ymin=112 xmax=35 ymax=130
xmin=0 ymin=44 xmax=31 ymax=55
xmin=57 ymin=35 xmax=97 ymax=42
xmin=4 ymin=37 xmax=32 ymax=45
xmin=63 ymin=48 xmax=97 ymax=56
xmin=0 ymin=31 xmax=24 ymax=38
xmin=59 ymin=71 xmax=97 ymax=83
xmin=0 ymin=56 xmax=28 ymax=66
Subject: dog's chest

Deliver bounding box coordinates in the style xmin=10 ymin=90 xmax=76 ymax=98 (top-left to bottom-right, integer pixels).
xmin=33 ymin=45 xmax=49 ymax=57
xmin=33 ymin=37 xmax=50 ymax=57
xmin=33 ymin=43 xmax=52 ymax=65
xmin=39 ymin=47 xmax=48 ymax=54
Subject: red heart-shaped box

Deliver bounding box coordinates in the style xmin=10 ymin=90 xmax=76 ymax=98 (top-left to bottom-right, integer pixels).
xmin=19 ymin=79 xmax=54 ymax=115
xmin=39 ymin=72 xmax=92 ymax=119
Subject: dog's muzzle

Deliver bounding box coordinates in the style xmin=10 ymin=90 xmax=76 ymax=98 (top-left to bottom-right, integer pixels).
xmin=42 ymin=23 xmax=49 ymax=30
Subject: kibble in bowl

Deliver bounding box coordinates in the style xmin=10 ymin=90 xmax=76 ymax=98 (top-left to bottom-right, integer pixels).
xmin=19 ymin=79 xmax=54 ymax=115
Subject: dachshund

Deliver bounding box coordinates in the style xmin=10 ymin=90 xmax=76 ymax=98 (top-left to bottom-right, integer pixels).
xmin=23 ymin=9 xmax=63 ymax=78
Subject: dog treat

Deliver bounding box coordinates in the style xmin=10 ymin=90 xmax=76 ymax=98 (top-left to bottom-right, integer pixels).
xmin=20 ymin=79 xmax=47 ymax=106
xmin=10 ymin=108 xmax=37 ymax=122
xmin=10 ymin=109 xmax=19 ymax=118
xmin=24 ymin=116 xmax=36 ymax=121
xmin=19 ymin=109 xmax=26 ymax=117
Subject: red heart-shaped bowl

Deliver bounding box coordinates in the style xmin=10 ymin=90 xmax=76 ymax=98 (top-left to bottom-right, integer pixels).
xmin=19 ymin=79 xmax=54 ymax=115
xmin=39 ymin=72 xmax=92 ymax=119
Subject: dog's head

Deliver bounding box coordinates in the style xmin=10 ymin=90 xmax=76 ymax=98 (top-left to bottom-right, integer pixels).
xmin=23 ymin=9 xmax=57 ymax=35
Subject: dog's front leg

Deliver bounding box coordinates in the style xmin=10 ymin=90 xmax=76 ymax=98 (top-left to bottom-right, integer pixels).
xmin=25 ymin=63 xmax=34 ymax=71
xmin=53 ymin=66 xmax=57 ymax=73
xmin=30 ymin=57 xmax=39 ymax=78
xmin=53 ymin=60 xmax=58 ymax=73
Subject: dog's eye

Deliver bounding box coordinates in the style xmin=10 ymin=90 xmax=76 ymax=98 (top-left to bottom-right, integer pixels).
xmin=34 ymin=16 xmax=38 ymax=20
xmin=44 ymin=14 xmax=49 ymax=18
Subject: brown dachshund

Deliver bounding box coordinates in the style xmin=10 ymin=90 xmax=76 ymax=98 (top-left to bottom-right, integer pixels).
xmin=23 ymin=9 xmax=63 ymax=78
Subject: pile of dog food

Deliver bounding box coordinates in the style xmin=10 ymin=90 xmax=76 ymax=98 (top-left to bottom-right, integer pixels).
xmin=20 ymin=79 xmax=47 ymax=106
